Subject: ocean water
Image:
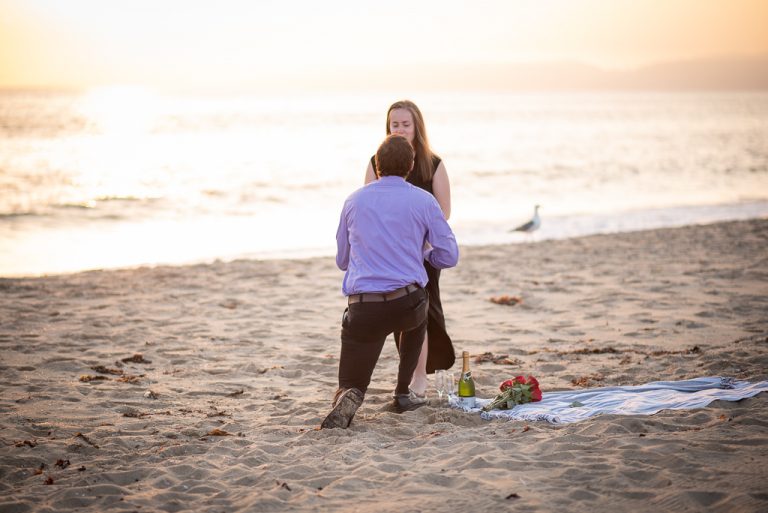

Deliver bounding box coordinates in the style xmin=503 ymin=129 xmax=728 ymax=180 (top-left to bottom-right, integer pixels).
xmin=1 ymin=89 xmax=767 ymax=276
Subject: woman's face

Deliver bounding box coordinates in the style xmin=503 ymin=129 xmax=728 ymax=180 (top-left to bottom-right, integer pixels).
xmin=388 ymin=108 xmax=415 ymax=144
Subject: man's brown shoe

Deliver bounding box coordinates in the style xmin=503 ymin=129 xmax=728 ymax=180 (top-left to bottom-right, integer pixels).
xmin=321 ymin=388 xmax=364 ymax=429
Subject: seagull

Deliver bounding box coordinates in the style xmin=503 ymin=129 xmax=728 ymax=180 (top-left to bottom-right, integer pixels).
xmin=510 ymin=205 xmax=541 ymax=233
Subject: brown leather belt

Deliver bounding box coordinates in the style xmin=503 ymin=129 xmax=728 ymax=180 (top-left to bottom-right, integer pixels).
xmin=348 ymin=284 xmax=420 ymax=305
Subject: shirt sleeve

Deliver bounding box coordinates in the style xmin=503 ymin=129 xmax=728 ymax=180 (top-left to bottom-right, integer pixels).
xmin=423 ymin=197 xmax=459 ymax=269
xmin=335 ymin=202 xmax=350 ymax=271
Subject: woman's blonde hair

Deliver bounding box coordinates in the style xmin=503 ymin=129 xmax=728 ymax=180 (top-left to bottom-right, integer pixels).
xmin=386 ymin=100 xmax=436 ymax=183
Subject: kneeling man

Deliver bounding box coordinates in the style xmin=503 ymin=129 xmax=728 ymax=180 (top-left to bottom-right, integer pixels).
xmin=322 ymin=134 xmax=459 ymax=429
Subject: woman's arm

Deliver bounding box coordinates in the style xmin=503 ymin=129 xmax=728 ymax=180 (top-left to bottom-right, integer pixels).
xmin=364 ymin=161 xmax=377 ymax=184
xmin=432 ymin=161 xmax=451 ymax=220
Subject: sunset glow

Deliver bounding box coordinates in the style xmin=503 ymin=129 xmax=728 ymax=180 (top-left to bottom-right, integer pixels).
xmin=1 ymin=0 xmax=767 ymax=92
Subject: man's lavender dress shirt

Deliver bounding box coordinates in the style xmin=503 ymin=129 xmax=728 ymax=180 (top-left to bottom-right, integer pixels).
xmin=336 ymin=176 xmax=459 ymax=296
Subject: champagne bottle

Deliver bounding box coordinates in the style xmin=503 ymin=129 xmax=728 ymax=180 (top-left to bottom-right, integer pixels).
xmin=457 ymin=351 xmax=476 ymax=408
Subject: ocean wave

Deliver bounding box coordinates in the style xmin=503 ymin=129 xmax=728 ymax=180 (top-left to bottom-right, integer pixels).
xmin=0 ymin=211 xmax=44 ymax=220
xmin=92 ymin=195 xmax=159 ymax=204
xmin=0 ymin=196 xmax=162 ymax=219
xmin=0 ymin=208 xmax=127 ymax=221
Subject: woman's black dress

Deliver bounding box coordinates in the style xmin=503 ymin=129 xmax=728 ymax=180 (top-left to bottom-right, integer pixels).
xmin=370 ymin=155 xmax=456 ymax=373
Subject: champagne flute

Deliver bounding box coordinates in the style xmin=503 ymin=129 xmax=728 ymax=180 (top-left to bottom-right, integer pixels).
xmin=435 ymin=370 xmax=447 ymax=403
xmin=446 ymin=372 xmax=457 ymax=401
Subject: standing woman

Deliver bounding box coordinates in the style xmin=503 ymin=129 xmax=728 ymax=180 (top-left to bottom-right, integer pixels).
xmin=364 ymin=100 xmax=454 ymax=397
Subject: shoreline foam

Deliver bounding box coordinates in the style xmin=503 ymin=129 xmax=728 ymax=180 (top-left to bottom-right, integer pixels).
xmin=3 ymin=204 xmax=768 ymax=279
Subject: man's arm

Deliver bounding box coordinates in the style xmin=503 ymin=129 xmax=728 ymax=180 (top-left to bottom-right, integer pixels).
xmin=336 ymin=204 xmax=350 ymax=271
xmin=423 ymin=198 xmax=459 ymax=269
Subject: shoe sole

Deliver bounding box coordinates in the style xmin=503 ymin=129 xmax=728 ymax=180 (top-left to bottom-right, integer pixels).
xmin=321 ymin=388 xmax=364 ymax=429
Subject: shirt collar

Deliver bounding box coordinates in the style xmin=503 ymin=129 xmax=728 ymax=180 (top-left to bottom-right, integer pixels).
xmin=377 ymin=175 xmax=408 ymax=185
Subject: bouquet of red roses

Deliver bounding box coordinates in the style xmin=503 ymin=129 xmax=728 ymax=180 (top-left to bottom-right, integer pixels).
xmin=482 ymin=375 xmax=542 ymax=411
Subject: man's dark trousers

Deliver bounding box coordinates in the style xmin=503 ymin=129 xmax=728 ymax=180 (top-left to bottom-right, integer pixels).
xmin=338 ymin=287 xmax=428 ymax=396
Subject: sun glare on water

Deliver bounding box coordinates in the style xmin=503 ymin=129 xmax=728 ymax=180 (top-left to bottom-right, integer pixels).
xmin=78 ymin=86 xmax=159 ymax=135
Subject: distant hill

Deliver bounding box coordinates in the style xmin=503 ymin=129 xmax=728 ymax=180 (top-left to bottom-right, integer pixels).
xmin=3 ymin=55 xmax=765 ymax=94
xmin=615 ymin=55 xmax=768 ymax=90
xmin=390 ymin=55 xmax=768 ymax=91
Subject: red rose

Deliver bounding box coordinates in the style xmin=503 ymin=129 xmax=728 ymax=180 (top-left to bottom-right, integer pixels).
xmin=500 ymin=379 xmax=516 ymax=391
xmin=484 ymin=375 xmax=544 ymax=411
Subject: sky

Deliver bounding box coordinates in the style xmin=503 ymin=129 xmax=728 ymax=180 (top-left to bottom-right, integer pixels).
xmin=1 ymin=0 xmax=767 ymax=92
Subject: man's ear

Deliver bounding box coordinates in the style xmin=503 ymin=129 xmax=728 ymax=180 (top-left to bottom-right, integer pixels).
xmin=409 ymin=159 xmax=415 ymax=172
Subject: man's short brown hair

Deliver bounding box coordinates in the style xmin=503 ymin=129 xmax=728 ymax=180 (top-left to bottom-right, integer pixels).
xmin=375 ymin=134 xmax=415 ymax=178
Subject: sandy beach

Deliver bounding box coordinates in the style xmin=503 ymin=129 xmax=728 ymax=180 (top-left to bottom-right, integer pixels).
xmin=1 ymin=218 xmax=766 ymax=512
